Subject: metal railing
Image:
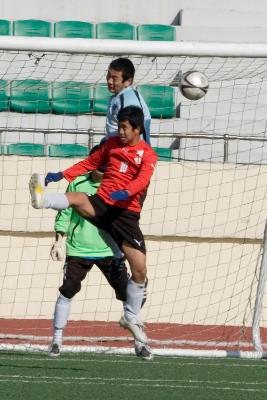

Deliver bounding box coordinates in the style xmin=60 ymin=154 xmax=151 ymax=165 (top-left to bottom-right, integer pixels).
xmin=1 ymin=127 xmax=267 ymax=163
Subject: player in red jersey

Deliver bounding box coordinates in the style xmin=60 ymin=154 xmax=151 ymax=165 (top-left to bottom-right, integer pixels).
xmin=29 ymin=106 xmax=157 ymax=357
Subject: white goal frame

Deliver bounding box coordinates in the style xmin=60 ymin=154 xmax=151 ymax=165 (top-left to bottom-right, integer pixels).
xmin=0 ymin=36 xmax=267 ymax=358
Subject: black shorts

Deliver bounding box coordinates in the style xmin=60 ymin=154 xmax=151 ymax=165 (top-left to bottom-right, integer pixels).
xmin=88 ymin=194 xmax=146 ymax=254
xmin=59 ymin=256 xmax=128 ymax=301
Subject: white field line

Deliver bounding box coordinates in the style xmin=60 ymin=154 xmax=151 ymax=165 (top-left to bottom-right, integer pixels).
xmin=0 ymin=354 xmax=266 ymax=367
xmin=0 ymin=374 xmax=266 ymax=392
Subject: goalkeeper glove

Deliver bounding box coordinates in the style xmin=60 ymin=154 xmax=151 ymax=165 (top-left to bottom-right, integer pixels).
xmin=110 ymin=190 xmax=130 ymax=201
xmin=45 ymin=172 xmax=63 ymax=186
xmin=50 ymin=232 xmax=65 ymax=261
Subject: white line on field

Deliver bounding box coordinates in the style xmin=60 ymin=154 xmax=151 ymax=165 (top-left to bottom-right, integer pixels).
xmin=0 ymin=354 xmax=266 ymax=368
xmin=0 ymin=376 xmax=266 ymax=393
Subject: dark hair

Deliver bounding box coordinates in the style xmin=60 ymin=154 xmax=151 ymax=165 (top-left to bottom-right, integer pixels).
xmin=117 ymin=106 xmax=144 ymax=132
xmin=109 ymin=58 xmax=135 ymax=82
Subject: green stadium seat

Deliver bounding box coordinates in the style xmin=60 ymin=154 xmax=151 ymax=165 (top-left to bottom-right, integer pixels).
xmin=92 ymin=84 xmax=110 ymax=114
xmin=137 ymin=85 xmax=175 ymax=118
xmin=10 ymin=80 xmax=50 ymax=113
xmin=49 ymin=144 xmax=88 ymax=158
xmin=51 ymin=81 xmax=93 ymax=114
xmin=6 ymin=143 xmax=45 ymax=156
xmin=153 ymin=147 xmax=173 ymax=161
xmin=137 ymin=24 xmax=176 ymax=41
xmin=0 ymin=80 xmax=9 ymax=111
xmin=54 ymin=21 xmax=94 ymax=38
xmin=13 ymin=20 xmax=52 ymax=37
xmin=96 ymin=22 xmax=136 ymax=40
xmin=0 ymin=20 xmax=11 ymax=35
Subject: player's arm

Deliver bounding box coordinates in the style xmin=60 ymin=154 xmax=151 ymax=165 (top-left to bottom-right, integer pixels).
xmin=143 ymin=118 xmax=151 ymax=145
xmin=126 ymin=152 xmax=157 ymax=195
xmin=110 ymin=150 xmax=157 ymax=200
xmin=45 ymin=142 xmax=109 ymax=185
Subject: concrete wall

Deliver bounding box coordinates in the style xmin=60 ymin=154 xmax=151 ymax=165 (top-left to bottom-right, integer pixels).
xmin=0 ymin=234 xmax=261 ymax=326
xmin=0 ymin=157 xmax=266 ymax=326
xmin=1 ymin=157 xmax=267 ymax=238
xmin=2 ymin=0 xmax=267 ymax=24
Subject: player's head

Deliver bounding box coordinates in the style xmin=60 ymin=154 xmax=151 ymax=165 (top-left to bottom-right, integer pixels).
xmin=117 ymin=106 xmax=144 ymax=146
xmin=106 ymin=58 xmax=135 ymax=94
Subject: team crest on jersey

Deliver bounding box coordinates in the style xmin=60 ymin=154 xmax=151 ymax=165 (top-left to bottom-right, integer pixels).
xmin=134 ymin=150 xmax=144 ymax=165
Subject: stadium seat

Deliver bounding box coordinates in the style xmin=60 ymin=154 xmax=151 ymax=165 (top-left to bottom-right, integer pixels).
xmin=54 ymin=21 xmax=94 ymax=38
xmin=153 ymin=147 xmax=173 ymax=161
xmin=137 ymin=85 xmax=175 ymax=118
xmin=10 ymin=80 xmax=50 ymax=113
xmin=96 ymin=22 xmax=136 ymax=40
xmin=13 ymin=20 xmax=52 ymax=37
xmin=51 ymin=82 xmax=93 ymax=114
xmin=6 ymin=143 xmax=45 ymax=156
xmin=0 ymin=80 xmax=9 ymax=111
xmin=92 ymin=84 xmax=110 ymax=114
xmin=49 ymin=144 xmax=89 ymax=157
xmin=0 ymin=20 xmax=11 ymax=35
xmin=137 ymin=24 xmax=176 ymax=41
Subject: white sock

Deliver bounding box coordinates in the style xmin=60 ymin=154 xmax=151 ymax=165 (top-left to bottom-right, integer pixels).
xmin=53 ymin=293 xmax=71 ymax=345
xmin=44 ymin=193 xmax=69 ymax=210
xmin=124 ymin=278 xmax=147 ymax=324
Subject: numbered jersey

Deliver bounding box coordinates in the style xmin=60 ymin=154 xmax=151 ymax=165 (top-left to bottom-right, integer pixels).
xmin=63 ymin=137 xmax=158 ymax=213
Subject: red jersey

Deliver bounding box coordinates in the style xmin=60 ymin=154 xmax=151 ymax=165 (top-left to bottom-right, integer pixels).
xmin=63 ymin=137 xmax=158 ymax=213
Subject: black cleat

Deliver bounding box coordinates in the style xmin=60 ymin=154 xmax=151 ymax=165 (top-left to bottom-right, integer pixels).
xmin=135 ymin=340 xmax=154 ymax=360
xmin=48 ymin=343 xmax=60 ymax=357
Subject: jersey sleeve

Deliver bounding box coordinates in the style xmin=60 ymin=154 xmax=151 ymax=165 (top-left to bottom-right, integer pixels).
xmin=62 ymin=141 xmax=110 ymax=182
xmin=127 ymin=149 xmax=157 ymax=195
xmin=143 ymin=118 xmax=151 ymax=145
xmin=54 ymin=183 xmax=73 ymax=232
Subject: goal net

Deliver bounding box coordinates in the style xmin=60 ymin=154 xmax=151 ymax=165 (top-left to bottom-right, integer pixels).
xmin=0 ymin=37 xmax=267 ymax=357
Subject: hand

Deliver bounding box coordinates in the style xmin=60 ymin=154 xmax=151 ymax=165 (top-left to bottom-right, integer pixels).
xmin=50 ymin=233 xmax=64 ymax=261
xmin=45 ymin=172 xmax=63 ymax=186
xmin=110 ymin=190 xmax=130 ymax=201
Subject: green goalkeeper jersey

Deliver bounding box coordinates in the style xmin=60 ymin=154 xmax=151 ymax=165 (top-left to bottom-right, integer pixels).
xmin=54 ymin=173 xmax=120 ymax=258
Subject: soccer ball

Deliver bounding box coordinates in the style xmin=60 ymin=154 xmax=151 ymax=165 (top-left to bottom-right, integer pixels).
xmin=179 ymin=70 xmax=209 ymax=100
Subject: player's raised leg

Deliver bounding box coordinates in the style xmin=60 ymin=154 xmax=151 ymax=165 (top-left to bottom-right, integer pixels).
xmin=29 ymin=173 xmax=95 ymax=218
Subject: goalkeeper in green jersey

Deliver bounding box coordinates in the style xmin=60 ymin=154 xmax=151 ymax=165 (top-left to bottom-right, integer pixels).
xmin=49 ymin=162 xmax=153 ymax=360
xmin=49 ymin=165 xmax=129 ymax=357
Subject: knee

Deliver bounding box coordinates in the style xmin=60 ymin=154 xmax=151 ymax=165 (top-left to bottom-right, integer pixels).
xmin=131 ymin=267 xmax=147 ymax=283
xmin=66 ymin=192 xmax=87 ymax=207
xmin=59 ymin=279 xmax=81 ymax=299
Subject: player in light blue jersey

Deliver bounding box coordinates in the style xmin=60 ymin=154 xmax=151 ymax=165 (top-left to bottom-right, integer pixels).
xmin=105 ymin=58 xmax=151 ymax=145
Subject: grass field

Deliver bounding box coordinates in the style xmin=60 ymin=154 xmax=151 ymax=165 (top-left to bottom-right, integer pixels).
xmin=0 ymin=352 xmax=266 ymax=400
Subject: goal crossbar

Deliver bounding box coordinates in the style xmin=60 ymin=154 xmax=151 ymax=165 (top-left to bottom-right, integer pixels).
xmin=1 ymin=36 xmax=267 ymax=57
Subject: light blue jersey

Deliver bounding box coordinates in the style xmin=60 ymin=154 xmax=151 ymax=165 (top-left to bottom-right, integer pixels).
xmin=106 ymin=86 xmax=151 ymax=145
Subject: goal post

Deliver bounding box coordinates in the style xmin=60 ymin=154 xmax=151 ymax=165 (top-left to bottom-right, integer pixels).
xmin=0 ymin=37 xmax=267 ymax=358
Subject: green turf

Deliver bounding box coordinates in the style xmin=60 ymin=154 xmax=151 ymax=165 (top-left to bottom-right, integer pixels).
xmin=0 ymin=352 xmax=266 ymax=400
